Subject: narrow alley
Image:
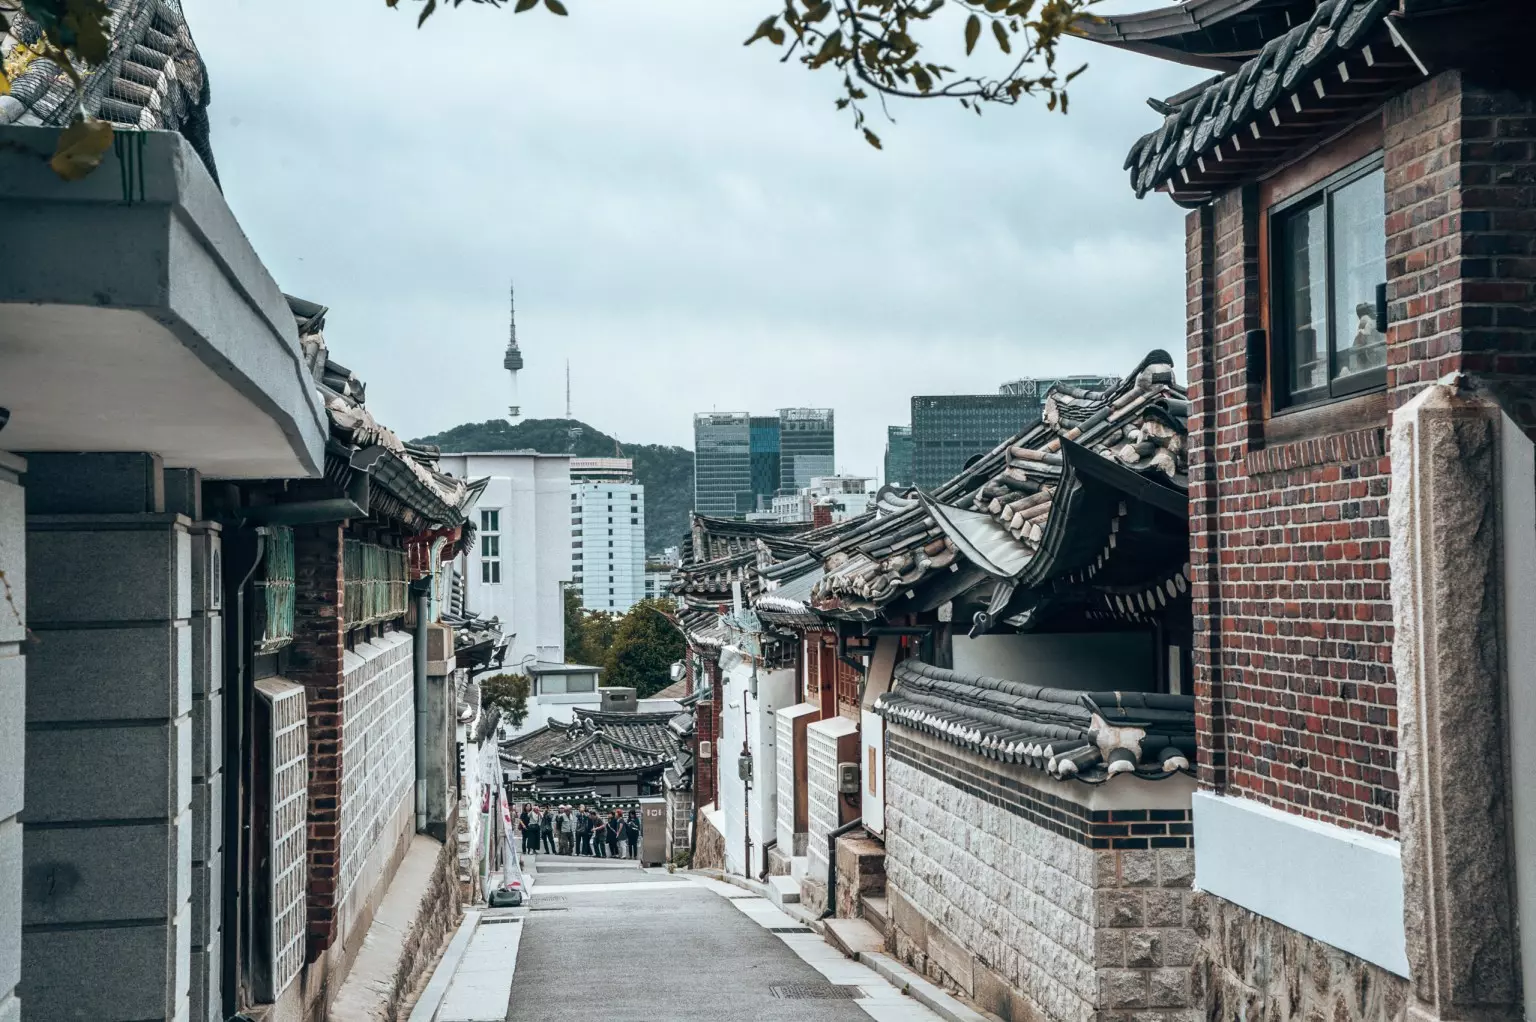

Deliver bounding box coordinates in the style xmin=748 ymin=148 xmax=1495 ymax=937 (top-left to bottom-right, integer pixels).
xmin=415 ymin=856 xmax=953 ymax=1022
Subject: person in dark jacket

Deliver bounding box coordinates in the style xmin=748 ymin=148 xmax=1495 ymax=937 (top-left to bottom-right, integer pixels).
xmin=623 ymin=809 xmax=640 ymax=859
xmin=576 ymin=805 xmax=592 ymax=856
xmin=605 ymin=811 xmax=623 ymax=858
xmin=589 ymin=810 xmax=606 ymax=857
xmin=541 ymin=809 xmax=557 ymax=854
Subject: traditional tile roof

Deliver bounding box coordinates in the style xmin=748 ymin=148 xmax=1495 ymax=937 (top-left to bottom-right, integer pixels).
xmin=1112 ymin=0 xmax=1415 ymax=203
xmin=547 ymin=733 xmax=670 ymax=774
xmin=571 ymin=708 xmax=681 ymax=757
xmin=0 ymin=0 xmax=219 ymax=180
xmin=874 ymin=660 xmax=1195 ymax=783
xmin=503 ymin=711 xmax=679 ymax=777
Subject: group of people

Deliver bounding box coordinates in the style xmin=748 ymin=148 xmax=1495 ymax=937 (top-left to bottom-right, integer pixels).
xmin=517 ymin=804 xmax=641 ymax=859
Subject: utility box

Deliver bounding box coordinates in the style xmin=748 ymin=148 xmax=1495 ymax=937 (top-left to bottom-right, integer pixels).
xmin=639 ymin=797 xmax=667 ymax=866
xmin=837 ymin=762 xmax=860 ymax=795
xmin=600 ymin=686 xmax=638 ymax=713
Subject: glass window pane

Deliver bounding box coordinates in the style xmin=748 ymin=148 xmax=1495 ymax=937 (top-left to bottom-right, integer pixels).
xmin=542 ymin=674 xmax=567 ymax=695
xmin=568 ymin=673 xmax=595 ymax=693
xmin=1330 ymin=168 xmax=1387 ymax=381
xmin=1283 ymin=201 xmax=1328 ymax=399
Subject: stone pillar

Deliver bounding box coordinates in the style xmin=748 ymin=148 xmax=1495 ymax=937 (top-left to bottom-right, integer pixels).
xmin=423 ymin=667 xmax=454 ymax=845
xmin=0 ymin=454 xmax=26 ymax=1022
xmin=1391 ymin=379 xmax=1528 ymax=1022
xmin=21 ymin=453 xmax=193 ymax=1022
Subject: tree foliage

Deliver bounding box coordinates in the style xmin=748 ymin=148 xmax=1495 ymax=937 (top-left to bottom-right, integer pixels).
xmin=415 ymin=417 xmax=693 ymax=556
xmin=480 ymin=671 xmax=532 ymax=730
xmin=601 ymin=599 xmax=686 ymax=699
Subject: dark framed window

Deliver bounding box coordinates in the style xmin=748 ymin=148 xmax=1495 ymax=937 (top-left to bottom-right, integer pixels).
xmin=1271 ymin=154 xmax=1387 ymax=410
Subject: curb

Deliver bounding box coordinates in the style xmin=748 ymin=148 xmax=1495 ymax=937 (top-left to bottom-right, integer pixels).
xmin=406 ymin=909 xmax=481 ymax=1022
xmin=857 ymin=951 xmax=1001 ymax=1022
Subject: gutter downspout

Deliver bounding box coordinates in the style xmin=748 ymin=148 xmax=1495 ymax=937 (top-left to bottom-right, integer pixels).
xmin=412 ymin=577 xmax=431 ymax=834
xmin=820 ymin=817 xmax=863 ymax=920
xmin=224 ymin=526 xmax=265 ymax=1017
xmin=757 ymin=837 xmax=778 ymax=882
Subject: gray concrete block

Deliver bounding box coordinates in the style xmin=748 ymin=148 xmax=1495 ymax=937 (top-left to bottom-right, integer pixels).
xmin=21 ymin=921 xmax=176 ymax=1020
xmin=191 ymin=689 xmax=222 ymax=780
xmin=190 ymin=849 xmax=221 ymax=946
xmin=163 ymin=470 xmax=202 ymax=523
xmin=0 ymin=819 xmax=20 ymax=999
xmin=26 ymin=518 xmax=190 ymax=624
xmin=21 ymin=453 xmax=164 ymax=516
xmin=0 ymin=472 xmax=25 ymax=646
xmin=188 ymin=526 xmax=221 ymax=616
xmin=21 ymin=824 xmax=177 ymax=927
xmin=189 ymin=615 xmax=222 ymax=698
xmin=190 ymin=929 xmax=221 ymax=1022
xmin=0 ymin=657 xmax=22 ymax=821
xmin=25 ymin=622 xmax=190 ymax=724
xmin=191 ymin=775 xmax=222 ymax=862
xmin=26 ymin=718 xmax=188 ymax=823
xmin=0 ymin=990 xmax=17 ymax=1022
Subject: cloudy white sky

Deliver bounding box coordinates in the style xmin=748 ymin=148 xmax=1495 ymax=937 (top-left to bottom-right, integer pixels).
xmin=194 ymin=0 xmax=1205 ymax=479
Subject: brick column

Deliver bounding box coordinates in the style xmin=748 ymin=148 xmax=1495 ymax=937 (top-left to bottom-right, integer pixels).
xmin=287 ymin=523 xmax=345 ymax=961
xmin=1386 ymin=70 xmax=1536 ymax=436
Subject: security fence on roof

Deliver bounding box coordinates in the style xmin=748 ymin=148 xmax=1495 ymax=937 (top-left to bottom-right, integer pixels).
xmin=344 ymin=539 xmax=408 ymax=630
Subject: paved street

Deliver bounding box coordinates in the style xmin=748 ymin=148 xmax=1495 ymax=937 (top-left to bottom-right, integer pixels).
xmin=425 ymin=857 xmax=944 ymax=1022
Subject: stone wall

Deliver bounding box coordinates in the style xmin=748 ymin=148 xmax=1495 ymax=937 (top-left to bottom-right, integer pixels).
xmin=884 ymin=731 xmax=1196 ymax=1022
xmin=1193 ymin=892 xmax=1408 ymax=1022
xmin=833 ymin=834 xmax=884 ymax=920
xmin=694 ymin=806 xmax=725 ymax=872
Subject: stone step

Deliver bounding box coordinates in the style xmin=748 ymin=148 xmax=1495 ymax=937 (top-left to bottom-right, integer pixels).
xmin=823 ymin=916 xmax=884 ymax=959
xmin=767 ymin=874 xmax=801 ymax=906
xmin=861 ymin=894 xmax=889 ymax=935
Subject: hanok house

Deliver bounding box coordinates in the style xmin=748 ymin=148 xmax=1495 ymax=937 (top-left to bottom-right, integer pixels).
xmin=1075 ymin=2 xmax=1536 ymax=1021
xmin=501 ymin=706 xmax=683 ymax=798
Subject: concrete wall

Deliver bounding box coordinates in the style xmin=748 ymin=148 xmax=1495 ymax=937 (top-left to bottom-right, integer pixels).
xmin=22 ymin=507 xmax=195 ymax=1022
xmin=187 ymin=521 xmax=223 ymax=1022
xmin=0 ymin=454 xmax=24 ymax=1022
xmin=440 ymin=453 xmax=571 ymax=667
xmin=803 ymin=715 xmax=857 ymax=916
xmin=951 ymin=632 xmax=1155 ymax=692
xmin=775 ymin=703 xmax=817 ymax=857
xmin=884 ymin=729 xmax=1196 ymax=1022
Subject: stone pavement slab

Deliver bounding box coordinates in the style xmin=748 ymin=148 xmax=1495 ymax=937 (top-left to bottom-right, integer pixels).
xmin=436 ymin=917 xmax=524 ymax=1022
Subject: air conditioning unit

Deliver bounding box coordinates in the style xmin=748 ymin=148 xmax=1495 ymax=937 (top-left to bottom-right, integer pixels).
xmin=698 ymin=741 xmax=713 ymax=760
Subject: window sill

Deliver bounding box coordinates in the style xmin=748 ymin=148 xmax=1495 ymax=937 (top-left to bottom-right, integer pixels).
xmin=1245 ymin=390 xmax=1388 ymax=476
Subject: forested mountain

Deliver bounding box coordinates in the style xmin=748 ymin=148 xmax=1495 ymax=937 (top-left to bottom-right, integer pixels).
xmin=414 ymin=418 xmax=693 ymax=554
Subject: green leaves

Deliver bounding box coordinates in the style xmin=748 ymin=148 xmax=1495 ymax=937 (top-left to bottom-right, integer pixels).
xmin=964 ymin=13 xmax=981 ymax=55
xmin=544 ymin=0 xmax=568 ymax=15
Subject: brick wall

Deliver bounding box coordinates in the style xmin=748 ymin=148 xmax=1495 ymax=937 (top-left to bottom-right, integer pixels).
xmin=883 ymin=732 xmax=1196 ymax=1022
xmin=1385 ymin=70 xmax=1536 ymax=434
xmin=1191 ymin=183 xmax=1398 ymax=837
xmin=289 ymin=523 xmax=347 ymax=958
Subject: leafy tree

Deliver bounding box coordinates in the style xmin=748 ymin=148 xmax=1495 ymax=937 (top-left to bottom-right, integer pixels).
xmin=602 ymin=599 xmax=685 ymax=699
xmin=12 ymin=0 xmax=1096 ymax=181
xmin=480 ymin=671 xmax=532 ymax=730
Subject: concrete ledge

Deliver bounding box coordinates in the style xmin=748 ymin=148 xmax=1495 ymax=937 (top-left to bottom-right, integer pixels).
xmin=859 ymin=951 xmax=1001 ymax=1022
xmin=407 ymin=910 xmax=480 ymax=1022
xmin=1192 ymin=791 xmax=1408 ymax=976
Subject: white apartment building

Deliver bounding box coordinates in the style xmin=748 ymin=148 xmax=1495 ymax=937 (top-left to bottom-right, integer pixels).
xmin=643 ymin=567 xmax=675 ymax=603
xmin=769 ymin=475 xmax=876 ymax=524
xmin=570 ymin=458 xmax=646 ymax=612
xmin=438 ymin=451 xmax=572 ymax=667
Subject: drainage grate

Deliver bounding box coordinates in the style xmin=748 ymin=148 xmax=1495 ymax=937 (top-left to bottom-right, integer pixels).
xmin=528 ymin=904 xmax=569 ymax=912
xmin=767 ymin=926 xmax=812 ymax=933
xmin=769 ymin=984 xmax=863 ymax=1000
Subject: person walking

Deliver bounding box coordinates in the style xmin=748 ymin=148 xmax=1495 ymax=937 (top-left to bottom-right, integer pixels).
xmin=624 ymin=809 xmax=640 ymax=860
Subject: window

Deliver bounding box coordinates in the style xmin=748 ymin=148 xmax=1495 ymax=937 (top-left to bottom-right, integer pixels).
xmin=482 ymin=560 xmax=501 ymax=584
xmin=481 ymin=534 xmax=500 ymax=558
xmin=541 ymin=674 xmax=567 ymax=695
xmin=1272 ymin=156 xmax=1386 ymax=408
xmin=631 ymin=493 xmax=639 ymax=501
xmin=480 ymin=509 xmax=500 ymax=532
xmin=631 ymin=517 xmax=639 ymax=525
xmin=569 ymin=673 xmax=596 ymax=693
xmin=607 ymin=529 xmax=613 ymax=536
xmin=573 ymin=552 xmax=583 ymax=561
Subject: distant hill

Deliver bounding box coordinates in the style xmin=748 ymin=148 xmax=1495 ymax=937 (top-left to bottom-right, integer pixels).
xmin=414 ymin=418 xmax=693 ymax=555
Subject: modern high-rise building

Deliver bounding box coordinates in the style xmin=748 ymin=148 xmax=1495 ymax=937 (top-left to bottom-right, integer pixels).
xmin=908 ymin=377 xmax=1115 ymax=489
xmin=570 ymin=458 xmax=646 ymax=612
xmin=884 ymin=425 xmax=914 ymax=487
xmin=692 ymin=412 xmax=752 ymax=515
xmin=749 ymin=416 xmax=781 ymax=510
xmin=777 ymin=407 xmax=835 ymax=493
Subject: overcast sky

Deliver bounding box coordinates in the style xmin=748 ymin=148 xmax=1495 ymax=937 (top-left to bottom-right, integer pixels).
xmin=194 ymin=0 xmax=1205 ymax=480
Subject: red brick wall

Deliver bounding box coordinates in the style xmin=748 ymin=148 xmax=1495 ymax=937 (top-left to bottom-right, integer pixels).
xmin=1385 ymin=70 xmax=1536 ymax=435
xmin=1190 ymin=181 xmax=1397 ymax=837
xmin=288 ymin=523 xmax=346 ymax=958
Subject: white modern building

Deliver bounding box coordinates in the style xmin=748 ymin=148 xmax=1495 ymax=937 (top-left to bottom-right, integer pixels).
xmin=768 ymin=475 xmax=876 ymax=524
xmin=438 ymin=451 xmax=572 ymax=667
xmin=570 ymin=458 xmax=646 ymax=612
xmin=643 ymin=566 xmax=675 ymax=602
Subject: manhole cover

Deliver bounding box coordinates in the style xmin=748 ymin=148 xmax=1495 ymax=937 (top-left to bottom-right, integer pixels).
xmin=769 ymin=984 xmax=863 ymax=1000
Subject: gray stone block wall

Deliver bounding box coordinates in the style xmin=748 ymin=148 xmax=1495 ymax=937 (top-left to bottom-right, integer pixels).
xmin=885 ymin=753 xmax=1198 ymax=1022
xmin=805 ymin=724 xmax=840 ymax=904
xmin=21 ymin=511 xmax=194 ymax=1022
xmin=187 ymin=523 xmax=222 ymax=1022
xmin=0 ymin=454 xmax=26 ymax=1022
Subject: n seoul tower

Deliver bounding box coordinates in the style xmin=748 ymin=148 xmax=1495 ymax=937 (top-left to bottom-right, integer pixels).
xmin=503 ymin=282 xmax=524 ymax=423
